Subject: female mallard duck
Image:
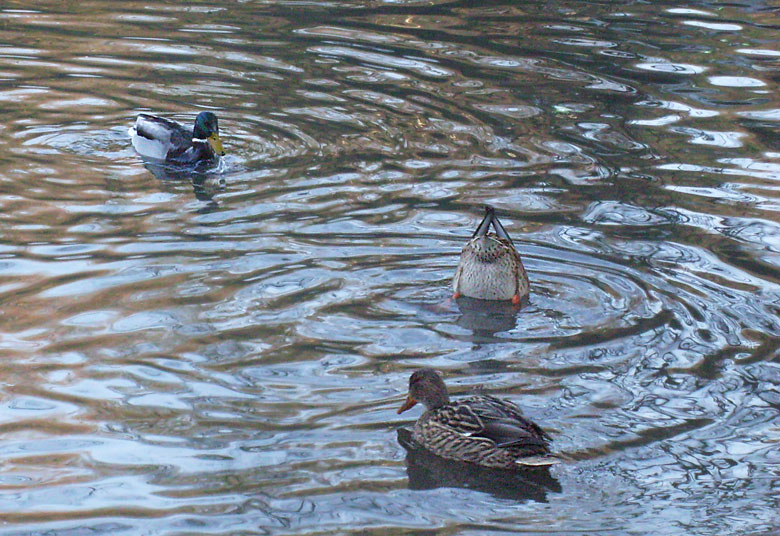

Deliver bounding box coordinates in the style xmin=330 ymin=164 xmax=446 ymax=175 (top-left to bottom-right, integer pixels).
xmin=398 ymin=369 xmax=558 ymax=469
xmin=129 ymin=111 xmax=225 ymax=164
xmin=452 ymin=205 xmax=528 ymax=304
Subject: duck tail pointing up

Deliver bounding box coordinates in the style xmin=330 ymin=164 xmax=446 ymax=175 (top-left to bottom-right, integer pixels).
xmin=490 ymin=210 xmax=515 ymax=248
xmin=471 ymin=205 xmax=496 ymax=239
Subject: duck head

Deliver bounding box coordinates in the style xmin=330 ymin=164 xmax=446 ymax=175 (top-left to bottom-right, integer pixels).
xmin=398 ymin=369 xmax=451 ymax=413
xmin=193 ymin=111 xmax=225 ymax=156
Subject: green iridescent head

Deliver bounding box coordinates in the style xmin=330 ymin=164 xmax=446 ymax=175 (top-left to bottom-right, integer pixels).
xmin=193 ymin=111 xmax=224 ymax=156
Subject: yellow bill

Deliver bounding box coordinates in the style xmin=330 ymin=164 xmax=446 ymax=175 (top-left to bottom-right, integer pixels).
xmin=208 ymin=132 xmax=225 ymax=156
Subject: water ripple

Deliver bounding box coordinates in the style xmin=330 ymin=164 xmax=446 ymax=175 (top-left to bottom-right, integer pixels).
xmin=1 ymin=1 xmax=780 ymax=535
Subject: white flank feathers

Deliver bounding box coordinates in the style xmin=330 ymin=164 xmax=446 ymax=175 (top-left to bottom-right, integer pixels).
xmin=129 ymin=117 xmax=173 ymax=160
xmin=515 ymin=455 xmax=560 ymax=467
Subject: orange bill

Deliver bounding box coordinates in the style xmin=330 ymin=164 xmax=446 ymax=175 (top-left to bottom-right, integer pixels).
xmin=397 ymin=396 xmax=417 ymax=414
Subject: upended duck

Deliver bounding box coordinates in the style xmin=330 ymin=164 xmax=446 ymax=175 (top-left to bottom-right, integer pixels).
xmin=397 ymin=369 xmax=558 ymax=469
xmin=129 ymin=111 xmax=225 ymax=164
xmin=452 ymin=205 xmax=528 ymax=304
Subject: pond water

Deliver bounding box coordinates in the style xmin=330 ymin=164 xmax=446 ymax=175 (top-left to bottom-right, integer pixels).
xmin=1 ymin=1 xmax=779 ymax=534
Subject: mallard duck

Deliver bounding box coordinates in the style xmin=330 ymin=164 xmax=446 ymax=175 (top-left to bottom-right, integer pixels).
xmin=397 ymin=369 xmax=558 ymax=469
xmin=452 ymin=205 xmax=528 ymax=304
xmin=129 ymin=111 xmax=225 ymax=164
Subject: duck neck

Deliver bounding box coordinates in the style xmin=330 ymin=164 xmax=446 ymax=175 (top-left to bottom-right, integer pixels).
xmin=192 ymin=119 xmax=210 ymax=142
xmin=424 ymin=390 xmax=450 ymax=410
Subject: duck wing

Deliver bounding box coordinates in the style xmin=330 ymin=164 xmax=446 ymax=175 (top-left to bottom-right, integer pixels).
xmin=131 ymin=114 xmax=192 ymax=160
xmin=135 ymin=114 xmax=190 ymax=145
xmin=478 ymin=420 xmax=548 ymax=448
xmin=490 ymin=214 xmax=515 ymax=249
xmin=452 ymin=395 xmax=550 ymax=448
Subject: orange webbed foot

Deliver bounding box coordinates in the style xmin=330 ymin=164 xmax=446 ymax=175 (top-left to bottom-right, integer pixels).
xmin=511 ymin=294 xmax=520 ymax=305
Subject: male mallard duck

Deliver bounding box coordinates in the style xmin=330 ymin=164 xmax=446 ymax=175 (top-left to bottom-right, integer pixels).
xmin=398 ymin=369 xmax=558 ymax=469
xmin=129 ymin=111 xmax=225 ymax=164
xmin=452 ymin=205 xmax=528 ymax=304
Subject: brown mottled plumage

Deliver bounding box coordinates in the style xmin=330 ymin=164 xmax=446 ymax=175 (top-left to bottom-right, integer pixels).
xmin=453 ymin=205 xmax=528 ymax=304
xmin=398 ymin=369 xmax=558 ymax=469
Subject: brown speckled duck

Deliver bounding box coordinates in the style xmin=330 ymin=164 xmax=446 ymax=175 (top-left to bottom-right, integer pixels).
xmin=452 ymin=205 xmax=529 ymax=304
xmin=397 ymin=369 xmax=558 ymax=469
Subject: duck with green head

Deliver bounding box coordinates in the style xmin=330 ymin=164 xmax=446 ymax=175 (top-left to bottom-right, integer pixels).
xmin=130 ymin=111 xmax=225 ymax=165
xmin=398 ymin=369 xmax=558 ymax=469
xmin=452 ymin=205 xmax=528 ymax=304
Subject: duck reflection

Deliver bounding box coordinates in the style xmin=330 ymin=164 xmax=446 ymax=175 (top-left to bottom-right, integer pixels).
xmin=455 ymin=295 xmax=523 ymax=338
xmin=397 ymin=428 xmax=561 ymax=502
xmin=140 ymin=157 xmax=224 ymax=206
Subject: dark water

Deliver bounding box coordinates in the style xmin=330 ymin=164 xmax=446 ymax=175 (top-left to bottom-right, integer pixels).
xmin=1 ymin=1 xmax=779 ymax=534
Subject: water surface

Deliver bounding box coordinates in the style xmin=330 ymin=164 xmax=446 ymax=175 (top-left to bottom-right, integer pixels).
xmin=1 ymin=1 xmax=779 ymax=534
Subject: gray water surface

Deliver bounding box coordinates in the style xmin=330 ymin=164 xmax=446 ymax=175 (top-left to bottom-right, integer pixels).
xmin=1 ymin=1 xmax=779 ymax=534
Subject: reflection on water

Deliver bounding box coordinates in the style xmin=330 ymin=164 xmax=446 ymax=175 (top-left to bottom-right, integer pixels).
xmin=455 ymin=295 xmax=520 ymax=340
xmin=1 ymin=0 xmax=780 ymax=534
xmin=139 ymin=157 xmax=226 ymax=205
